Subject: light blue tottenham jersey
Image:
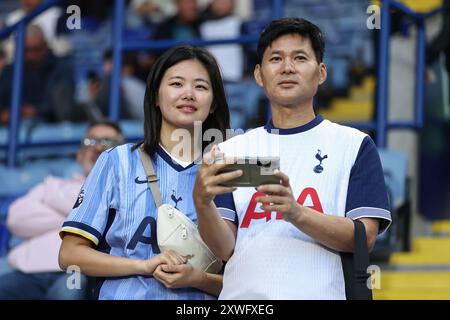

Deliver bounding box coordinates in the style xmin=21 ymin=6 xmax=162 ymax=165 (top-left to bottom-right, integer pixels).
xmin=214 ymin=115 xmax=391 ymax=300
xmin=61 ymin=143 xmax=214 ymax=300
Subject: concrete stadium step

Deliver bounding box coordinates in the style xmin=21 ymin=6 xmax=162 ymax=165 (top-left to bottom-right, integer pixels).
xmin=349 ymin=76 xmax=375 ymax=100
xmin=412 ymin=237 xmax=450 ymax=253
xmin=432 ymin=220 xmax=450 ymax=235
xmin=400 ymin=0 xmax=443 ymax=12
xmin=389 ymin=252 xmax=450 ymax=265
xmin=320 ymin=75 xmax=375 ymax=122
xmin=373 ymin=271 xmax=450 ymax=300
xmin=361 ymin=76 xmax=375 ymax=92
xmin=389 ymin=223 xmax=450 ymax=266
xmin=348 ymin=87 xmax=372 ymax=101
xmin=320 ymin=100 xmax=373 ymax=122
xmin=374 ymin=219 xmax=450 ymax=299
xmin=378 ymin=271 xmax=450 ymax=288
xmin=371 ymin=0 xmax=443 ymax=13
xmin=374 ymin=289 xmax=450 ymax=300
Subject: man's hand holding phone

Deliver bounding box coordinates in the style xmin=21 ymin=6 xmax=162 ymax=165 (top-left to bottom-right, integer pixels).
xmin=216 ymin=156 xmax=280 ymax=187
xmin=255 ymin=170 xmax=303 ymax=224
xmin=193 ymin=145 xmax=243 ymax=208
xmin=193 ymin=145 xmax=283 ymax=208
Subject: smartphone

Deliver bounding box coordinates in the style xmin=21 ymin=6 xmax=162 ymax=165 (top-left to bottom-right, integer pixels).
xmin=217 ymin=157 xmax=280 ymax=187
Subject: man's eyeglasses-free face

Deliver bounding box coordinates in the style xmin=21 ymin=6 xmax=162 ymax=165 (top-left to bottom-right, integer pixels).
xmin=81 ymin=137 xmax=123 ymax=149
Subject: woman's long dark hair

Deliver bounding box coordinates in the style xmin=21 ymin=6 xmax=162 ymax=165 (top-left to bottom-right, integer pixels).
xmin=139 ymin=45 xmax=230 ymax=159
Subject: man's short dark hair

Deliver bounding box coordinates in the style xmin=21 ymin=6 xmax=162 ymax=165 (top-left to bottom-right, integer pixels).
xmin=88 ymin=120 xmax=124 ymax=138
xmin=256 ymin=17 xmax=325 ymax=64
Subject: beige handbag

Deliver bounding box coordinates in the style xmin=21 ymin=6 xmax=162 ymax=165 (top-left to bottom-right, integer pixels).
xmin=138 ymin=146 xmax=223 ymax=274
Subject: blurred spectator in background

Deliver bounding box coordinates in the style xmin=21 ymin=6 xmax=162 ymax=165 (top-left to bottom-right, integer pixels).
xmin=6 ymin=0 xmax=61 ymax=43
xmin=4 ymin=0 xmax=64 ymax=59
xmin=141 ymin=0 xmax=214 ymax=80
xmin=420 ymin=0 xmax=450 ymax=220
xmin=84 ymin=49 xmax=146 ymax=122
xmin=200 ymin=0 xmax=243 ymax=81
xmin=426 ymin=0 xmax=450 ymax=104
xmin=152 ymin=0 xmax=202 ymax=41
xmin=0 ymin=121 xmax=125 ymax=300
xmin=57 ymin=0 xmax=113 ymax=33
xmin=0 ymin=25 xmax=79 ymax=125
xmin=81 ymin=70 xmax=104 ymax=123
xmin=0 ymin=48 xmax=6 ymax=78
xmin=129 ymin=0 xmax=176 ymax=26
xmin=134 ymin=52 xmax=156 ymax=82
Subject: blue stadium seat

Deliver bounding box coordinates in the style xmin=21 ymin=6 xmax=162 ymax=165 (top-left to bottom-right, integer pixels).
xmin=0 ymin=158 xmax=81 ymax=198
xmin=27 ymin=158 xmax=82 ymax=179
xmin=251 ymin=0 xmax=272 ymax=20
xmin=372 ymin=148 xmax=410 ymax=260
xmin=29 ymin=122 xmax=87 ymax=143
xmin=0 ymin=223 xmax=11 ymax=258
xmin=0 ymin=120 xmax=37 ymax=161
xmin=241 ymin=19 xmax=268 ymax=53
xmin=120 ymin=120 xmax=144 ymax=139
xmin=326 ymin=57 xmax=351 ymax=91
xmin=23 ymin=122 xmax=87 ymax=159
xmin=0 ymin=164 xmax=49 ymax=197
xmin=378 ymin=149 xmax=408 ymax=209
xmin=0 ymin=195 xmax=18 ymax=258
xmin=13 ymin=119 xmax=144 ymax=162
xmin=0 ymin=195 xmax=22 ymax=219
xmin=124 ymin=26 xmax=154 ymax=41
xmin=225 ymin=80 xmax=265 ymax=129
xmin=0 ymin=158 xmax=81 ymax=259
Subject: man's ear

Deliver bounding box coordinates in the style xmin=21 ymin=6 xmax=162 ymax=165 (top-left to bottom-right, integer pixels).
xmin=254 ymin=64 xmax=264 ymax=88
xmin=318 ymin=62 xmax=327 ymax=85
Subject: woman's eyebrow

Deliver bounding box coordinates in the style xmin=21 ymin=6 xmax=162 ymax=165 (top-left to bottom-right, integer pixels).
xmin=195 ymin=78 xmax=210 ymax=84
xmin=168 ymin=76 xmax=209 ymax=84
xmin=168 ymin=76 xmax=184 ymax=81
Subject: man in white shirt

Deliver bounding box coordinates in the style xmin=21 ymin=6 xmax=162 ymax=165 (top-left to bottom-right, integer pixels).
xmin=193 ymin=17 xmax=391 ymax=299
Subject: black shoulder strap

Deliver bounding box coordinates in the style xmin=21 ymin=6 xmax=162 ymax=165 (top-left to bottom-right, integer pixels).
xmin=341 ymin=219 xmax=373 ymax=300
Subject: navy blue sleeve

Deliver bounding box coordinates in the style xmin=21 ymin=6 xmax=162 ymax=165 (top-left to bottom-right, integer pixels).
xmin=346 ymin=136 xmax=391 ymax=234
xmin=214 ymin=192 xmax=238 ymax=226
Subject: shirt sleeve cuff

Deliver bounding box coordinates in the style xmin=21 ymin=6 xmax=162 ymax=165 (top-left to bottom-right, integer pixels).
xmin=217 ymin=207 xmax=237 ymax=225
xmin=346 ymin=207 xmax=392 ymax=235
xmin=60 ymin=221 xmax=102 ymax=246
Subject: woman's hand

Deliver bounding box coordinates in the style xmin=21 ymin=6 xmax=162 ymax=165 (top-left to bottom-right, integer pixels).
xmin=139 ymin=249 xmax=187 ymax=276
xmin=153 ymin=263 xmax=205 ymax=289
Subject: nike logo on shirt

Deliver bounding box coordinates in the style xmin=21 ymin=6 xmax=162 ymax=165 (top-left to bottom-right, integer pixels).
xmin=135 ymin=177 xmax=148 ymax=184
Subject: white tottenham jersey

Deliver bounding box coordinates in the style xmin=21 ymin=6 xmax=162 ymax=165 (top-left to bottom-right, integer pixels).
xmin=214 ymin=115 xmax=391 ymax=300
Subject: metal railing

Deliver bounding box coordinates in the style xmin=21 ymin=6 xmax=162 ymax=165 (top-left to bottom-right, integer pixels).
xmin=374 ymin=0 xmax=442 ymax=147
xmin=0 ymin=0 xmax=64 ymax=167
xmin=0 ymin=0 xmax=444 ymax=167
xmin=108 ymin=0 xmax=284 ymax=121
